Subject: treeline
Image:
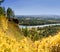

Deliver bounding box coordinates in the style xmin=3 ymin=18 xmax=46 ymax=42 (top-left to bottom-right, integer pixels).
xmin=19 ymin=20 xmax=60 ymax=26
xmin=0 ymin=7 xmax=14 ymax=18
xmin=22 ymin=25 xmax=60 ymax=41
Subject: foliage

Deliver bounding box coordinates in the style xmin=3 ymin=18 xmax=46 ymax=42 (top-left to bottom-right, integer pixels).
xmin=0 ymin=31 xmax=34 ymax=52
xmin=7 ymin=8 xmax=15 ymax=18
xmin=0 ymin=27 xmax=60 ymax=52
xmin=19 ymin=19 xmax=60 ymax=25
xmin=22 ymin=25 xmax=60 ymax=41
xmin=0 ymin=7 xmax=5 ymax=15
xmin=12 ymin=18 xmax=19 ymax=24
xmin=22 ymin=26 xmax=29 ymax=37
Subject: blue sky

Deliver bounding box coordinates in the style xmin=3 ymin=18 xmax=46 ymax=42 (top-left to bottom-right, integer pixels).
xmin=2 ymin=0 xmax=60 ymax=15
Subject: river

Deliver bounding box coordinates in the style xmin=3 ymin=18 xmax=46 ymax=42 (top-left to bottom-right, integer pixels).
xmin=19 ymin=23 xmax=60 ymax=28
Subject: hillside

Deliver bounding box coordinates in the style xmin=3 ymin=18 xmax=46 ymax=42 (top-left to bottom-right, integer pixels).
xmin=0 ymin=16 xmax=34 ymax=52
xmin=34 ymin=32 xmax=60 ymax=52
xmin=0 ymin=15 xmax=24 ymax=40
xmin=0 ymin=16 xmax=60 ymax=52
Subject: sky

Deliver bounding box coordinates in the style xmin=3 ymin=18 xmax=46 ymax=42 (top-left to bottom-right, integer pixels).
xmin=2 ymin=0 xmax=60 ymax=15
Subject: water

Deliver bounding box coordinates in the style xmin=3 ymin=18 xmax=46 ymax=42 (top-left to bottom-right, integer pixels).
xmin=19 ymin=23 xmax=60 ymax=28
